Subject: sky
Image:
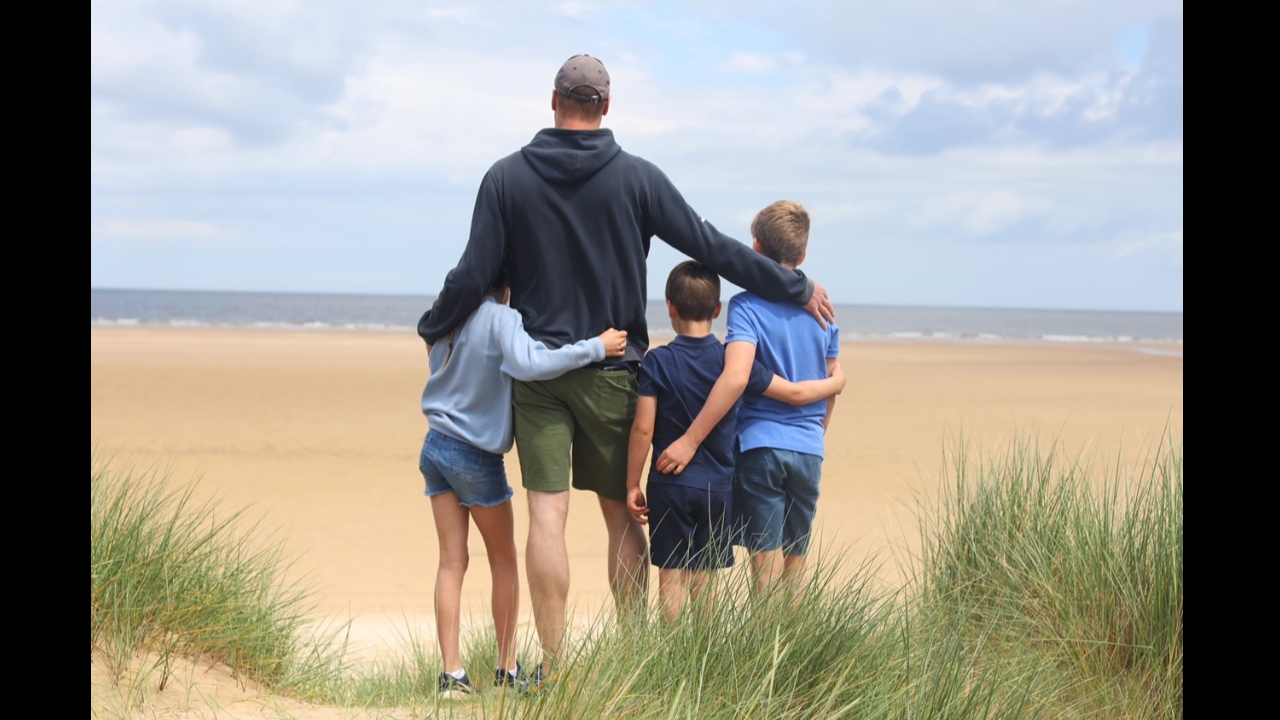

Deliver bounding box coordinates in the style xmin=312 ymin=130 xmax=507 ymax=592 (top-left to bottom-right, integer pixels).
xmin=91 ymin=1 xmax=1183 ymax=312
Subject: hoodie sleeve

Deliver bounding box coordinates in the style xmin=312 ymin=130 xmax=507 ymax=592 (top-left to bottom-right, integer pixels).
xmin=646 ymin=170 xmax=813 ymax=305
xmin=496 ymin=307 xmax=606 ymax=382
xmin=416 ymin=170 xmax=507 ymax=344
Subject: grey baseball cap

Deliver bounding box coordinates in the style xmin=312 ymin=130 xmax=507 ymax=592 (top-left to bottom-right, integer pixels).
xmin=555 ymin=54 xmax=610 ymax=104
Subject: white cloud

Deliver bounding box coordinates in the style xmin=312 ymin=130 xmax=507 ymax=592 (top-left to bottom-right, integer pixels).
xmin=90 ymin=221 xmax=240 ymax=245
xmin=94 ymin=220 xmax=230 ymax=237
xmin=721 ymin=52 xmax=775 ymax=74
xmin=556 ymin=2 xmax=599 ymax=19
xmin=1115 ymin=230 xmax=1182 ymax=264
xmin=89 ymin=0 xmax=1182 ymax=309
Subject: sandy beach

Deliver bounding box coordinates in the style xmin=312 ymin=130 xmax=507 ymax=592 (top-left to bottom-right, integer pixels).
xmin=90 ymin=326 xmax=1183 ymax=658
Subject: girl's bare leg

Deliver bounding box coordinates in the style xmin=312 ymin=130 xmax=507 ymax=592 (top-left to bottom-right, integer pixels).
xmin=469 ymin=500 xmax=520 ymax=673
xmin=431 ymin=493 xmax=471 ymax=673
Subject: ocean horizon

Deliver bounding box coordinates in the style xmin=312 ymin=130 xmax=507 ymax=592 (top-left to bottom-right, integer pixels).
xmin=90 ymin=288 xmax=1183 ymax=345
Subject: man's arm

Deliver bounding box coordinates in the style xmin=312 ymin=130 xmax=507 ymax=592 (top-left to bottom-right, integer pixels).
xmin=654 ymin=341 xmax=756 ymax=475
xmin=626 ymin=395 xmax=657 ymax=525
xmin=647 ymin=172 xmax=834 ymax=326
xmin=416 ymin=172 xmax=507 ymax=345
xmin=762 ymin=362 xmax=846 ymax=405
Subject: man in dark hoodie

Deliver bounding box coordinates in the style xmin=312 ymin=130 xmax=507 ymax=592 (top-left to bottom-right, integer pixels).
xmin=417 ymin=54 xmax=834 ymax=684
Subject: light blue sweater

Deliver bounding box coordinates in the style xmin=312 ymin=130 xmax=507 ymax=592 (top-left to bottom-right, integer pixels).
xmin=420 ymin=296 xmax=605 ymax=454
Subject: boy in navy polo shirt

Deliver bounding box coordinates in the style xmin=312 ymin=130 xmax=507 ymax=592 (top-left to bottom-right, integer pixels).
xmin=625 ymin=261 xmax=844 ymax=621
xmin=654 ymin=201 xmax=840 ymax=591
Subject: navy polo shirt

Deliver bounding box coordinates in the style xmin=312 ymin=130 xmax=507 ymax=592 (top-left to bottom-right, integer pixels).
xmin=637 ymin=334 xmax=774 ymax=491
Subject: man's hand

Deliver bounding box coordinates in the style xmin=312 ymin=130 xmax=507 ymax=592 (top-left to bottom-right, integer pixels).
xmin=656 ymin=435 xmax=698 ymax=475
xmin=804 ymin=280 xmax=836 ymax=329
xmin=598 ymin=328 xmax=629 ymax=357
xmin=627 ymin=487 xmax=649 ymax=525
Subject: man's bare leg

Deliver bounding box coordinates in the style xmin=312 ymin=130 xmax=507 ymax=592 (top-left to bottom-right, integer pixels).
xmin=598 ymin=496 xmax=648 ymax=619
xmin=526 ymin=489 xmax=570 ymax=675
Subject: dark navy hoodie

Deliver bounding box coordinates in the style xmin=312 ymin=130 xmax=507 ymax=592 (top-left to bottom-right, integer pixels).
xmin=417 ymin=128 xmax=813 ymax=366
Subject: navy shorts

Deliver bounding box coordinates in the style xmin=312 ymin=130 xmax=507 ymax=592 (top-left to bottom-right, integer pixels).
xmin=419 ymin=429 xmax=513 ymax=508
xmin=647 ymin=484 xmax=735 ymax=570
xmin=733 ymin=447 xmax=822 ymax=555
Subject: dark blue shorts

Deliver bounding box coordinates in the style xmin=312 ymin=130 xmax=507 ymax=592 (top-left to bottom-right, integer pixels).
xmin=647 ymin=484 xmax=735 ymax=570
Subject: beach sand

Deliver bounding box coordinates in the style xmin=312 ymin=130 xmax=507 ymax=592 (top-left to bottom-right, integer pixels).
xmin=90 ymin=326 xmax=1183 ymax=667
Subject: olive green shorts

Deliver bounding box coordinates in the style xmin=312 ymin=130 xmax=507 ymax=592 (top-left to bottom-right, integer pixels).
xmin=512 ymin=366 xmax=638 ymax=501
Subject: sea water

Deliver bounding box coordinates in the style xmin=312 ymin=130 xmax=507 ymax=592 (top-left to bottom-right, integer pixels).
xmin=91 ymin=288 xmax=1182 ymax=345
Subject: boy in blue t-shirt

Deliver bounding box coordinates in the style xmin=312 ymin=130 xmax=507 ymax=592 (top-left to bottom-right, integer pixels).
xmin=626 ymin=261 xmax=843 ymax=620
xmin=654 ymin=201 xmax=839 ymax=591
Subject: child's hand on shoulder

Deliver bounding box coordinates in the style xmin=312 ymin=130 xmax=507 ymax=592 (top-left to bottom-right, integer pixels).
xmin=599 ymin=328 xmax=628 ymax=357
xmin=627 ymin=487 xmax=648 ymax=524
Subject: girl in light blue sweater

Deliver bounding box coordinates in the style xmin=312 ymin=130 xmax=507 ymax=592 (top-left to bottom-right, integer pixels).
xmin=419 ymin=267 xmax=626 ymax=697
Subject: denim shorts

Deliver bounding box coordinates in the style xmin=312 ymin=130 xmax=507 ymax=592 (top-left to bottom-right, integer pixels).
xmin=733 ymin=447 xmax=822 ymax=555
xmin=647 ymin=484 xmax=735 ymax=570
xmin=419 ymin=429 xmax=513 ymax=507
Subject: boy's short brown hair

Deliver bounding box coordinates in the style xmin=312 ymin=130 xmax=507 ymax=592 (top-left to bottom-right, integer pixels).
xmin=751 ymin=200 xmax=810 ymax=266
xmin=665 ymin=261 xmax=720 ymax=322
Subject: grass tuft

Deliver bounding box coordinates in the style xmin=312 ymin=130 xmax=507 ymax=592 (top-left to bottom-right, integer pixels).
xmin=918 ymin=430 xmax=1183 ymax=718
xmin=90 ymin=456 xmax=345 ymax=698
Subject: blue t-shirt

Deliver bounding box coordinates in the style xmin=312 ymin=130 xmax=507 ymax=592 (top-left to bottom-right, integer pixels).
xmin=637 ymin=334 xmax=774 ymax=491
xmin=725 ymin=291 xmax=840 ymax=458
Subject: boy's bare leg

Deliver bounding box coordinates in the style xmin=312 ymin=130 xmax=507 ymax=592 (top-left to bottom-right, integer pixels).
xmin=689 ymin=568 xmax=713 ymax=601
xmin=469 ymin=501 xmax=520 ymax=673
xmin=430 ymin=493 xmax=471 ymax=673
xmin=658 ymin=568 xmax=690 ymax=622
xmin=599 ymin=496 xmax=649 ymax=619
xmin=526 ymin=489 xmax=570 ymax=675
xmin=750 ymin=549 xmax=785 ymax=591
xmin=782 ymin=553 xmax=807 ymax=586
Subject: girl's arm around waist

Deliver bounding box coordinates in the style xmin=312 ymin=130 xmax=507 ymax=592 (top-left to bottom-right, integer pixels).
xmin=496 ymin=310 xmax=628 ymax=382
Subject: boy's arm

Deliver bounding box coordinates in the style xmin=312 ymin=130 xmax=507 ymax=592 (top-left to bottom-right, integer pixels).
xmin=762 ymin=362 xmax=845 ymax=405
xmin=626 ymin=395 xmax=657 ymax=525
xmin=823 ymin=357 xmax=839 ymax=431
xmin=654 ymin=341 xmax=756 ymax=475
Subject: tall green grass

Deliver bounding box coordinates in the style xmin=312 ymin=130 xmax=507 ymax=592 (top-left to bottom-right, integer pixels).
xmin=90 ymin=457 xmax=343 ymax=696
xmin=92 ymin=432 xmax=1182 ymax=719
xmin=918 ymin=433 xmax=1183 ymax=718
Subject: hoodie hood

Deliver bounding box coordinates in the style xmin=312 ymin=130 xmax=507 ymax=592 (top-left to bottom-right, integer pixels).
xmin=520 ymin=128 xmax=622 ymax=186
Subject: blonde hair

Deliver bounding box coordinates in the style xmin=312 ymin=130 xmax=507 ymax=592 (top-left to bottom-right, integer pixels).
xmin=751 ymin=200 xmax=810 ymax=266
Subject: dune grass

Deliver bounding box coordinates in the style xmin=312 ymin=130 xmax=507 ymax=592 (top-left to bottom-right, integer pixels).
xmin=918 ymin=432 xmax=1183 ymax=718
xmin=91 ymin=432 xmax=1182 ymax=718
xmin=90 ymin=457 xmax=345 ymax=698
